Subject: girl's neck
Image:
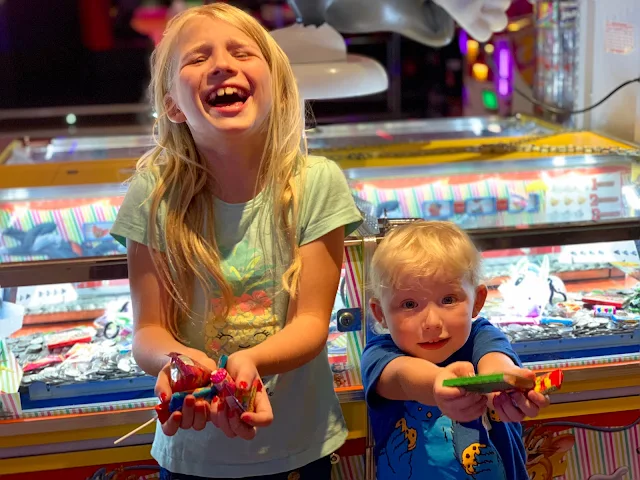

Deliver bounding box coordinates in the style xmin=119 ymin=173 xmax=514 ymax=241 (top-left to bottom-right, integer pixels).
xmin=199 ymin=138 xmax=264 ymax=204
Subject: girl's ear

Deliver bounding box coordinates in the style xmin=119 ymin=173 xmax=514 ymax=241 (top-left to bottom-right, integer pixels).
xmin=165 ymin=93 xmax=186 ymax=123
xmin=472 ymin=284 xmax=488 ymax=318
xmin=369 ymin=298 xmax=387 ymax=328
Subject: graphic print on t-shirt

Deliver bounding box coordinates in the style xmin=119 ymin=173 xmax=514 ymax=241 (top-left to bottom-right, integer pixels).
xmin=377 ymin=402 xmax=507 ymax=479
xmin=203 ymin=239 xmax=279 ymax=357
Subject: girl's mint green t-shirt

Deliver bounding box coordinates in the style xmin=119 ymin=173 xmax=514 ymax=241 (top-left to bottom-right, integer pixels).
xmin=110 ymin=155 xmax=363 ymax=477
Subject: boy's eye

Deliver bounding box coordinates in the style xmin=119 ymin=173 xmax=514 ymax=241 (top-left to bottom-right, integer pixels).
xmin=401 ymin=300 xmax=418 ymax=309
xmin=441 ymin=296 xmax=456 ymax=305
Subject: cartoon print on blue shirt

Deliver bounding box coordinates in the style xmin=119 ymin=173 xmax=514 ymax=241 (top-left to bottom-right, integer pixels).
xmin=453 ymin=420 xmax=506 ymax=478
xmin=377 ymin=402 xmax=507 ymax=479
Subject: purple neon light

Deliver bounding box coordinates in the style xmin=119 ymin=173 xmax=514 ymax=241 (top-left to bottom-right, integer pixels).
xmin=494 ymin=40 xmax=513 ymax=98
xmin=459 ymin=30 xmax=468 ymax=56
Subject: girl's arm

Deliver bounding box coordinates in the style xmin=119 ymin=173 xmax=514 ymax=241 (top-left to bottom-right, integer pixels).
xmin=127 ymin=240 xmax=212 ymax=376
xmin=240 ymin=227 xmax=344 ymax=376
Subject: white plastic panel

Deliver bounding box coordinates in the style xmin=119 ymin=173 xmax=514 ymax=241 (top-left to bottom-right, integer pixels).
xmin=576 ymin=0 xmax=640 ymax=142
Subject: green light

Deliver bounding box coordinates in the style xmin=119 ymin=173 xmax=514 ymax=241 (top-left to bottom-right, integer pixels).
xmin=482 ymin=90 xmax=499 ymax=110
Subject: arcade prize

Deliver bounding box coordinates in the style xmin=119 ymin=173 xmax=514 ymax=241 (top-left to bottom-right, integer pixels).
xmin=168 ymin=352 xmax=212 ymax=391
xmin=442 ymin=369 xmax=564 ymax=394
xmin=114 ymin=354 xmax=258 ymax=445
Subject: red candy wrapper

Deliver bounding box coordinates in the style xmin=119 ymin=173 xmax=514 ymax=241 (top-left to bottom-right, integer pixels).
xmin=534 ymin=369 xmax=564 ymax=395
xmin=168 ymin=352 xmax=212 ymax=392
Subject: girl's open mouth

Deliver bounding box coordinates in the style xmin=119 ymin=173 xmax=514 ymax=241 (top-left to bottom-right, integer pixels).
xmin=206 ymin=86 xmax=249 ymax=113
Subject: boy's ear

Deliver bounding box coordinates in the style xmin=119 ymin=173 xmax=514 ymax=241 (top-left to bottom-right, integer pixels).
xmin=472 ymin=284 xmax=487 ymax=318
xmin=369 ymin=298 xmax=387 ymax=328
xmin=164 ymin=93 xmax=186 ymax=123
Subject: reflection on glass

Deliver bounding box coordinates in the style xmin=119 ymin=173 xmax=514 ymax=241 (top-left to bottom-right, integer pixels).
xmin=0 ymin=185 xmax=127 ymax=264
xmin=366 ymin=239 xmax=640 ymax=370
xmin=481 ymin=239 xmax=640 ymax=366
xmin=4 ymin=258 xmax=359 ymax=412
xmin=347 ymin=155 xmax=640 ymax=229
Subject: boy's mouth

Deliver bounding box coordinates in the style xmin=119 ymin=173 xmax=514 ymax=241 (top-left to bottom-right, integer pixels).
xmin=418 ymin=338 xmax=450 ymax=350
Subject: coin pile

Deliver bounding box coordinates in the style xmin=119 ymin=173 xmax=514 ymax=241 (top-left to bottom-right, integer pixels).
xmin=7 ymin=330 xmax=147 ymax=388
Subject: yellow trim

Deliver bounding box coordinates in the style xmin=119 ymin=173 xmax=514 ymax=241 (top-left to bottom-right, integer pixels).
xmin=529 ymin=396 xmax=640 ymax=421
xmin=0 ymin=130 xmax=633 ymax=188
xmin=0 ymin=422 xmax=156 ymax=449
xmin=342 ymin=401 xmax=367 ymax=440
xmin=0 ymin=140 xmax=20 ymax=166
xmin=559 ymin=372 xmax=640 ymax=393
xmin=0 ymin=401 xmax=367 ymax=449
xmin=0 ymin=445 xmax=153 ymax=474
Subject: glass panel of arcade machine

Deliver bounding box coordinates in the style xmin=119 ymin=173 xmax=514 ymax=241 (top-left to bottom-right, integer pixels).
xmin=0 ymin=182 xmax=364 ymax=412
xmin=2 ymin=260 xmax=361 ymax=413
xmin=305 ymin=116 xmax=556 ymax=149
xmin=2 ymin=116 xmax=554 ymax=165
xmin=4 ymin=136 xmax=154 ymax=164
xmin=481 ymin=239 xmax=640 ymax=367
xmin=364 ymin=237 xmax=640 ymax=371
xmin=346 ymin=154 xmax=640 ymax=228
xmin=0 ymin=184 xmax=128 ymax=263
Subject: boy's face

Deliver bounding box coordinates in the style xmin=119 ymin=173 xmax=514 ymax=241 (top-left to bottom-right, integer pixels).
xmin=370 ymin=271 xmax=487 ymax=364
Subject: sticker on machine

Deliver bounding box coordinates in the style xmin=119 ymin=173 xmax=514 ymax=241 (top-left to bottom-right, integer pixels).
xmin=558 ymin=240 xmax=639 ymax=266
xmin=544 ymin=176 xmax=591 ymax=222
xmin=605 ymin=21 xmax=635 ymax=55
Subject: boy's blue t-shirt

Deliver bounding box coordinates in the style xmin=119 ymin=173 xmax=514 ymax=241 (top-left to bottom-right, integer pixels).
xmin=361 ymin=318 xmax=528 ymax=480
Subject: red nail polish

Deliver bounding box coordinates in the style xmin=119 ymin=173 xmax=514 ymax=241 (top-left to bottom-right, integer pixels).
xmin=239 ymin=381 xmax=248 ymax=390
xmin=185 ymin=396 xmax=195 ymax=407
xmin=255 ymin=380 xmax=263 ymax=392
xmin=217 ymin=401 xmax=225 ymax=412
xmin=212 ymin=396 xmax=218 ymax=403
xmin=160 ymin=393 xmax=168 ymax=402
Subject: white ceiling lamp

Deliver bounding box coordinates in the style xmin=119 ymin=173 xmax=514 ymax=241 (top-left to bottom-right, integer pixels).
xmin=271 ymin=22 xmax=388 ymax=101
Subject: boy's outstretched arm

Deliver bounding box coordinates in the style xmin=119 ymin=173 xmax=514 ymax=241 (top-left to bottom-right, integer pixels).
xmin=375 ymin=357 xmax=489 ymax=422
xmin=376 ymin=356 xmax=443 ymax=405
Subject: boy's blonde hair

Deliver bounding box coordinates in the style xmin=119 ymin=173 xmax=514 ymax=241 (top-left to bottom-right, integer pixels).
xmin=369 ymin=221 xmax=482 ymax=298
xmin=138 ymin=3 xmax=305 ymax=339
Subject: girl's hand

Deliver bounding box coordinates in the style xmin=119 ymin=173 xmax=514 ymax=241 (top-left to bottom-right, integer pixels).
xmin=155 ymin=355 xmax=218 ymax=436
xmin=210 ymin=350 xmax=274 ymax=440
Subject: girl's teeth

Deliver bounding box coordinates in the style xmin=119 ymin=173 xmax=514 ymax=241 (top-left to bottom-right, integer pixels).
xmin=225 ymin=86 xmax=234 ymax=95
xmin=217 ymin=88 xmax=225 ymax=96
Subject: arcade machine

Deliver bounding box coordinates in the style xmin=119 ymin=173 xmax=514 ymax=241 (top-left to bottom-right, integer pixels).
xmin=350 ymin=0 xmax=640 ymax=479
xmin=1 ymin=2 xmax=639 ymax=480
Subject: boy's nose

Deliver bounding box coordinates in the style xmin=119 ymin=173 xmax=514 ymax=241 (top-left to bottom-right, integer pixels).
xmin=421 ymin=310 xmax=443 ymax=330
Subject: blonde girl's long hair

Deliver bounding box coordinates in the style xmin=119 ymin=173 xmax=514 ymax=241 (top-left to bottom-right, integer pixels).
xmin=137 ymin=3 xmax=305 ymax=340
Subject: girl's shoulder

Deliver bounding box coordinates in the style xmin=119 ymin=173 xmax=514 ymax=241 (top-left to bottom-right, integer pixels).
xmin=303 ymin=155 xmax=345 ymax=185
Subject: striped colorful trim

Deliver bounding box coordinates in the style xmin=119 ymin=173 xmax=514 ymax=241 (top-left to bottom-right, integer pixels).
xmin=331 ymin=454 xmax=365 ymax=480
xmin=11 ymin=398 xmax=158 ymax=419
xmin=524 ymin=353 xmax=640 ymax=371
xmin=334 ymin=245 xmax=365 ymax=389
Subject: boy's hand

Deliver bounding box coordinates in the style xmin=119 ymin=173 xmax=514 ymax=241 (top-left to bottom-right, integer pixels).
xmin=433 ymin=362 xmax=488 ymax=423
xmin=489 ymin=367 xmax=550 ymax=422
xmin=210 ymin=350 xmax=273 ymax=440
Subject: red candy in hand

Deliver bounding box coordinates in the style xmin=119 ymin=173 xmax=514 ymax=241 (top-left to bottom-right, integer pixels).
xmin=168 ymin=352 xmax=213 ymax=392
